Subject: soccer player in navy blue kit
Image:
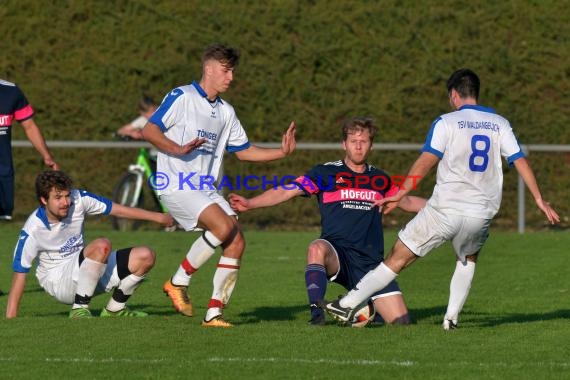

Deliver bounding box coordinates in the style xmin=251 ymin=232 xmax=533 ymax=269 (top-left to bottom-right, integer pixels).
xmin=0 ymin=79 xmax=59 ymax=221
xmin=229 ymin=117 xmax=425 ymax=325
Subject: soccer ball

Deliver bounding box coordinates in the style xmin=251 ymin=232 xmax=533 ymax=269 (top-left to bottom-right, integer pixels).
xmin=351 ymin=301 xmax=376 ymax=328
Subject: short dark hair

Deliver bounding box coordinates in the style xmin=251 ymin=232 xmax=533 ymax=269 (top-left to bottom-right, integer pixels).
xmin=447 ymin=68 xmax=480 ymax=100
xmin=202 ymin=43 xmax=240 ymax=68
xmin=342 ymin=117 xmax=378 ymax=142
xmin=138 ymin=94 xmax=156 ymax=113
xmin=35 ymin=171 xmax=73 ymax=203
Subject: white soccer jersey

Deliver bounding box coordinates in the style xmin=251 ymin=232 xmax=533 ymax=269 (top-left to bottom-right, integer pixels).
xmin=149 ymin=81 xmax=250 ymax=195
xmin=422 ymin=104 xmax=525 ymax=219
xmin=12 ymin=189 xmax=112 ymax=283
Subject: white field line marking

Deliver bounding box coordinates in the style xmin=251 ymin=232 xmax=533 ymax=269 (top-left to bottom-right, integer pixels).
xmin=0 ymin=357 xmax=165 ymax=364
xmin=208 ymin=357 xmax=570 ymax=368
xmin=0 ymin=356 xmax=568 ymax=369
xmin=209 ymin=357 xmax=415 ymax=366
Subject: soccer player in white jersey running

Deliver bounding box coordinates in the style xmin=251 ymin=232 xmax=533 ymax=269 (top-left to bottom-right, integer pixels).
xmin=324 ymin=68 xmax=560 ymax=329
xmin=142 ymin=43 xmax=296 ymax=327
xmin=6 ymin=171 xmax=175 ymax=319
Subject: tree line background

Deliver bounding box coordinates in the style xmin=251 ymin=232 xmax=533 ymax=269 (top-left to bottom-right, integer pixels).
xmin=2 ymin=0 xmax=568 ymax=230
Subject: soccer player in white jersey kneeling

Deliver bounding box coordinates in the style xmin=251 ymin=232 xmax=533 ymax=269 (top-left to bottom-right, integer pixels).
xmin=6 ymin=170 xmax=175 ymax=319
xmin=324 ymin=68 xmax=560 ymax=329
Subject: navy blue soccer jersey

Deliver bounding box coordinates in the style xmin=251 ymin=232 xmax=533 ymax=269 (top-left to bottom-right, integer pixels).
xmin=0 ymin=79 xmax=34 ymax=175
xmin=293 ymin=160 xmax=398 ymax=264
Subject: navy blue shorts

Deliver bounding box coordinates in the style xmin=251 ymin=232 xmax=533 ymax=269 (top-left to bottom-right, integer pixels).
xmin=327 ymin=240 xmax=401 ymax=298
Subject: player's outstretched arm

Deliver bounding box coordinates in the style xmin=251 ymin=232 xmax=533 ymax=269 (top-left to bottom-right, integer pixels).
xmin=110 ymin=203 xmax=176 ymax=227
xmin=228 ymin=185 xmax=303 ymax=212
xmin=397 ymin=195 xmax=427 ymax=213
xmin=513 ymin=157 xmax=560 ymax=224
xmin=6 ymin=272 xmax=27 ymax=318
xmin=234 ymin=121 xmax=297 ymax=162
xmin=376 ymin=152 xmax=439 ymax=214
xmin=20 ymin=118 xmax=59 ymax=170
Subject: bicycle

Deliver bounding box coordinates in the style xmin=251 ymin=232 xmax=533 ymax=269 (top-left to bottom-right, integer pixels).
xmin=112 ymin=147 xmax=170 ymax=231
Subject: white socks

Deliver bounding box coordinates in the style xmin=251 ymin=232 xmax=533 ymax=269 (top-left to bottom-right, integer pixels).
xmin=105 ymin=274 xmax=145 ymax=312
xmin=172 ymin=231 xmax=222 ymax=286
xmin=211 ymin=256 xmax=240 ymax=304
xmin=205 ymin=256 xmax=240 ymax=321
xmin=73 ymin=258 xmax=106 ymax=309
xmin=340 ymin=263 xmax=398 ymax=308
xmin=445 ymin=260 xmax=476 ymax=323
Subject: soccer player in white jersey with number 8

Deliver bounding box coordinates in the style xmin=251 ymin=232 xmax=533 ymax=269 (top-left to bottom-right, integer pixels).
xmin=325 ymin=68 xmax=560 ymax=329
xmin=142 ymin=43 xmax=296 ymax=327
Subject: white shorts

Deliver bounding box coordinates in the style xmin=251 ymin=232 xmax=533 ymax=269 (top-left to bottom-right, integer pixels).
xmin=160 ymin=189 xmax=235 ymax=231
xmin=37 ymin=251 xmax=122 ymax=305
xmin=398 ymin=204 xmax=491 ymax=262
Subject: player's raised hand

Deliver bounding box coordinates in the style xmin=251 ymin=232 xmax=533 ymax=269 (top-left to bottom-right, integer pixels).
xmin=281 ymin=121 xmax=297 ymax=156
xmin=44 ymin=157 xmax=60 ymax=170
xmin=177 ymin=137 xmax=207 ymax=156
xmin=228 ymin=193 xmax=250 ymax=212
xmin=535 ymin=199 xmax=560 ymax=225
xmin=374 ymin=192 xmax=404 ymax=215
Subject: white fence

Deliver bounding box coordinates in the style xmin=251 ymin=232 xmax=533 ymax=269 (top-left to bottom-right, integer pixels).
xmin=13 ymin=140 xmax=570 ymax=233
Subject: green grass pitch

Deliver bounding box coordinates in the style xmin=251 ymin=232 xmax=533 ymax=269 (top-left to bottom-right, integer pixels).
xmin=0 ymin=225 xmax=568 ymax=379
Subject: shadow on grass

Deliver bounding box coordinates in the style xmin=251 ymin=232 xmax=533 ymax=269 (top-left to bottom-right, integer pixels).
xmin=28 ymin=299 xmax=570 ymax=326
xmin=408 ymin=306 xmax=570 ymax=327
xmin=237 ymin=305 xmax=308 ymax=323
xmin=474 ymin=309 xmax=570 ymax=327
xmin=408 ymin=306 xmax=447 ymax=325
